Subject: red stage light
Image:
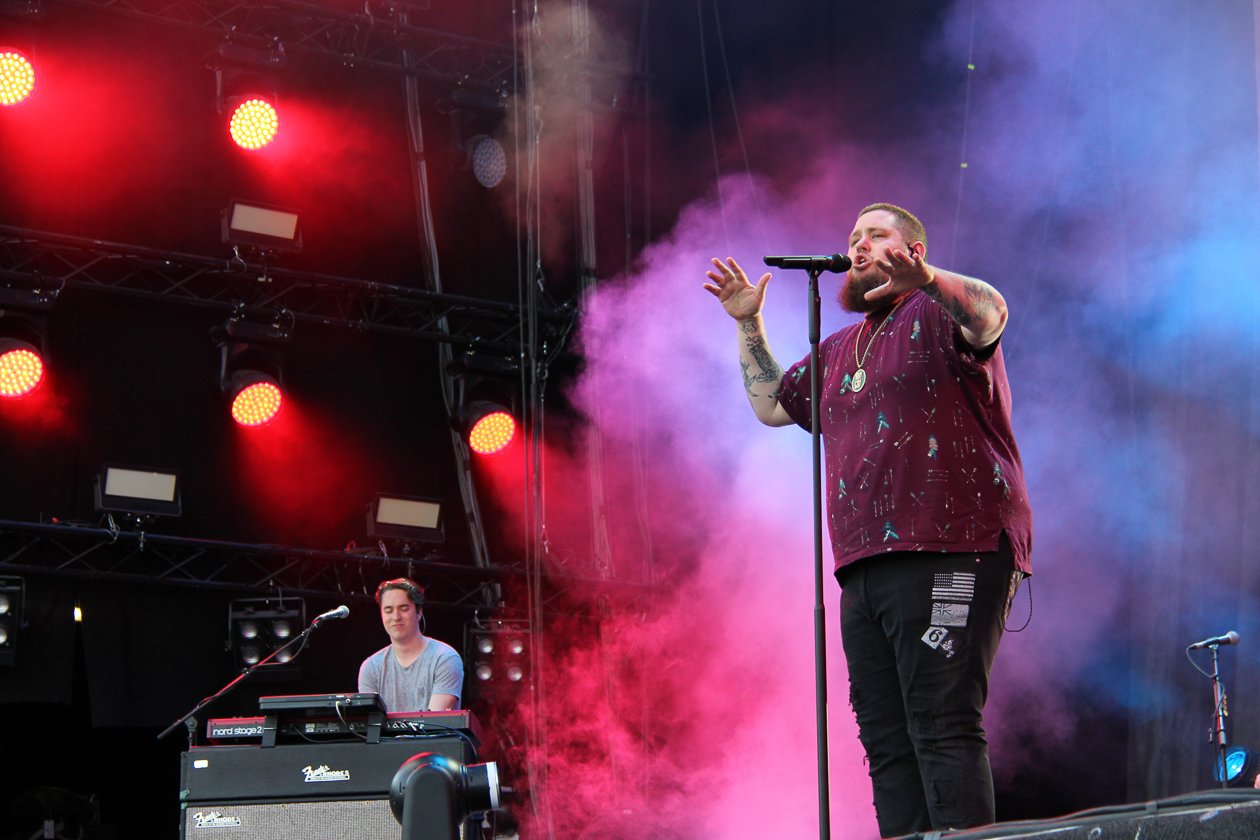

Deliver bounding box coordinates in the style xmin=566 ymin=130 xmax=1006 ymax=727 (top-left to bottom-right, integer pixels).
xmin=468 ymin=409 xmax=516 ymax=455
xmin=0 ymin=341 xmax=44 ymax=398
xmin=229 ymin=98 xmax=279 ymax=149
xmin=0 ymin=51 xmax=35 ymax=106
xmin=231 ymin=379 xmax=282 ymax=427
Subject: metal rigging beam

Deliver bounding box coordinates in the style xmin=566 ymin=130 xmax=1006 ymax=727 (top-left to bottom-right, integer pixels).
xmin=48 ymin=0 xmax=517 ymax=92
xmin=0 ymin=519 xmax=660 ymax=611
xmin=0 ymin=225 xmax=573 ymax=354
xmin=0 ymin=518 xmax=516 ymax=608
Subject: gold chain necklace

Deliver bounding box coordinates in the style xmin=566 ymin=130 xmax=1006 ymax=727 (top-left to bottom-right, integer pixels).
xmin=850 ymin=294 xmax=909 ymax=393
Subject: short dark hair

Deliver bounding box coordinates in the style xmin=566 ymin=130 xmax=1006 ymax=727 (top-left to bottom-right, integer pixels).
xmin=375 ymin=577 xmax=425 ymax=608
xmin=858 ymin=203 xmax=927 ymax=250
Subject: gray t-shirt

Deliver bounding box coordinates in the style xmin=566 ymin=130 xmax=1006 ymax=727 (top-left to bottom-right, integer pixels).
xmin=357 ymin=637 xmax=464 ymax=712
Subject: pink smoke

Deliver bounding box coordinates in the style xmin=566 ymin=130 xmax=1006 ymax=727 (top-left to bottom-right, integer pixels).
xmin=474 ymin=174 xmax=888 ymax=837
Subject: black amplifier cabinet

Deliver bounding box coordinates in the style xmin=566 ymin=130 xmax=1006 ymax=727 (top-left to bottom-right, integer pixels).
xmin=180 ymin=737 xmax=474 ymax=839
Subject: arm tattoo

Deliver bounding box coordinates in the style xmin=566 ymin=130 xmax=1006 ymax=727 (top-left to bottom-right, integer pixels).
xmin=742 ymin=360 xmax=783 ymax=401
xmin=739 ymin=319 xmax=783 ymax=401
xmin=964 ymin=280 xmax=998 ymax=319
xmin=740 ymin=360 xmax=757 ymax=396
xmin=745 ymin=335 xmax=783 ymax=383
xmin=920 ymin=279 xmax=997 ymax=329
xmin=920 ymin=282 xmax=972 ymax=327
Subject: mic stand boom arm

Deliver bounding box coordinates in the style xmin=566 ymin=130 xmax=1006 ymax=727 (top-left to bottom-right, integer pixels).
xmin=156 ymin=616 xmax=329 ymax=743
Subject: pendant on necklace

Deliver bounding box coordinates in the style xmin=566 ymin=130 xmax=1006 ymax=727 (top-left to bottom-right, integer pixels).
xmin=851 ymin=368 xmax=867 ymax=393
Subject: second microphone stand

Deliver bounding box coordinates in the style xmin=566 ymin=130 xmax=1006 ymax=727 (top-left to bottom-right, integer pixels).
xmin=157 ymin=611 xmax=338 ymax=744
xmin=1207 ymin=644 xmax=1230 ymax=788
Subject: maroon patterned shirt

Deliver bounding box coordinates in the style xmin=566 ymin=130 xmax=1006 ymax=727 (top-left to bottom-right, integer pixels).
xmin=777 ymin=289 xmax=1032 ymax=574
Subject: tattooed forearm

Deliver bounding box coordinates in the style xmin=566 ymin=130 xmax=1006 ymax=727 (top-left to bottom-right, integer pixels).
xmin=745 ymin=334 xmax=783 ymax=383
xmin=920 ymin=281 xmax=972 ymax=327
xmin=732 ymin=316 xmax=793 ymax=424
xmin=920 ymin=269 xmax=1008 ymax=346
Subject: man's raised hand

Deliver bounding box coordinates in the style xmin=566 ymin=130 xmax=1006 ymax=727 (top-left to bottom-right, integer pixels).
xmin=704 ymin=256 xmax=772 ymax=321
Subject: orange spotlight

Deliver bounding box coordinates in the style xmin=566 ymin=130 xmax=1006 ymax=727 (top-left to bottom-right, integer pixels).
xmin=467 ymin=404 xmax=516 ymax=455
xmin=0 ymin=50 xmax=34 ymax=106
xmin=229 ymin=98 xmax=279 ymax=150
xmin=0 ymin=339 xmax=44 ymax=398
xmin=230 ymin=373 xmax=283 ymax=427
xmin=216 ymin=312 xmax=291 ymax=427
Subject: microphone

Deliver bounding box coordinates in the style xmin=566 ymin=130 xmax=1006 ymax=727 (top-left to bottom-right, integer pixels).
xmin=314 ymin=605 xmax=350 ymax=623
xmin=1188 ymin=631 xmax=1239 ymax=649
xmin=764 ymin=254 xmax=852 ymax=273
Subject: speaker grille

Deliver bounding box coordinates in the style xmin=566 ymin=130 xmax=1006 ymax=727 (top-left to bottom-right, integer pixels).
xmin=1075 ymin=805 xmax=1260 ymax=839
xmin=928 ymin=796 xmax=1260 ymax=839
xmin=183 ymin=799 xmax=397 ymax=839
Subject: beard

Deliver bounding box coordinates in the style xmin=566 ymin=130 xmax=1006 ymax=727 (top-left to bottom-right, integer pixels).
xmin=838 ymin=269 xmax=887 ymax=313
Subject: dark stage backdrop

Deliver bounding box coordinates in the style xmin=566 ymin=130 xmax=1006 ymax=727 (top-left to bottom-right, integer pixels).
xmin=7 ymin=0 xmax=1260 ymax=836
xmin=0 ymin=4 xmax=578 ymax=836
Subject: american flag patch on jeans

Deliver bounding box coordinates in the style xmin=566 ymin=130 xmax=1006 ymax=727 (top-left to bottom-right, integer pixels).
xmin=931 ymin=571 xmax=976 ymax=602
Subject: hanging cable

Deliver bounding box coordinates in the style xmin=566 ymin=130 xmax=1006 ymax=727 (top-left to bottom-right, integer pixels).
xmin=946 ymin=0 xmax=979 ymax=271
xmin=695 ymin=0 xmax=731 ymax=253
xmin=516 ymin=3 xmax=558 ymax=834
xmin=710 ymin=0 xmax=771 ymax=255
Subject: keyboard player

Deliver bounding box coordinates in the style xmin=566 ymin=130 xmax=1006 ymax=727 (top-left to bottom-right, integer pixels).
xmin=357 ymin=578 xmax=464 ymax=712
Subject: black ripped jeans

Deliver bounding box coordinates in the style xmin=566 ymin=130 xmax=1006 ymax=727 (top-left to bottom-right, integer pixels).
xmin=837 ymin=536 xmax=1018 ymax=838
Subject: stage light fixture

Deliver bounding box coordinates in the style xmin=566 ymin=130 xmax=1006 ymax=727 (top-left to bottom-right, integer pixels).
xmin=466 ymin=620 xmax=530 ymax=695
xmin=216 ymin=311 xmax=291 ymax=427
xmin=449 ymin=352 xmax=520 ymax=455
xmin=444 ymin=84 xmax=508 ymax=190
xmin=1213 ymin=745 xmax=1260 ymax=787
xmin=0 ymin=284 xmax=55 ymax=398
xmin=0 ymin=0 xmax=43 ymax=107
xmin=228 ymin=371 xmax=282 ymax=427
xmin=465 ymin=402 xmax=516 ymax=455
xmin=0 ymin=577 xmax=23 ymax=667
xmin=368 ymin=494 xmax=445 ymax=543
xmin=93 ymin=464 xmax=182 ymax=519
xmin=0 ymin=337 xmax=42 ymax=398
xmin=213 ymin=40 xmax=286 ymax=151
xmin=0 ymin=48 xmax=33 ymax=105
xmin=222 ymin=200 xmax=302 ymax=254
xmin=229 ymin=97 xmax=278 ymax=149
xmin=228 ymin=598 xmax=305 ymax=675
xmin=390 ymin=753 xmax=501 ymax=840
xmin=468 ymin=135 xmax=507 ymax=189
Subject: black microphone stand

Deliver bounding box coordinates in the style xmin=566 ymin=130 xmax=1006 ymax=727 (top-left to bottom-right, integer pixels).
xmin=805 ymin=264 xmax=832 ymax=840
xmin=157 ymin=614 xmax=332 ymax=744
xmin=1208 ymin=645 xmax=1229 ymax=788
xmin=762 ymin=254 xmax=849 ymax=838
